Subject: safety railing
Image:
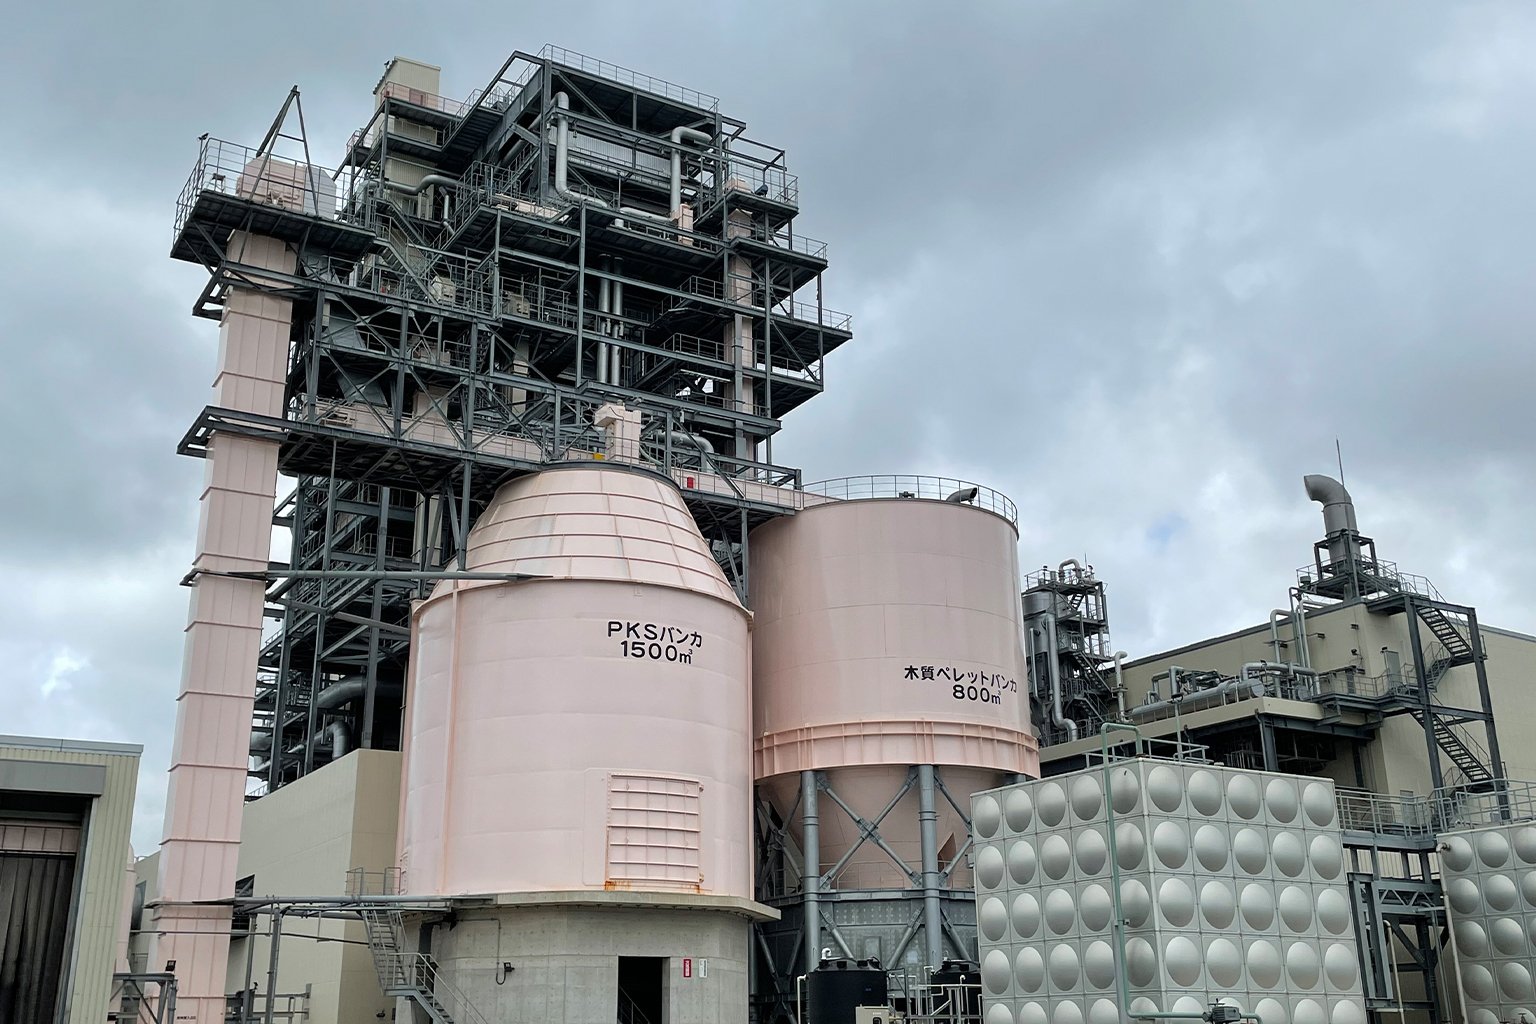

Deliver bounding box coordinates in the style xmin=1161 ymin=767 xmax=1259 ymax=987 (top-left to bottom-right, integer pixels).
xmin=774 ymin=298 xmax=853 ymax=332
xmin=540 ymin=44 xmax=720 ymax=112
xmin=733 ymin=226 xmax=828 ymax=260
xmin=719 ymin=159 xmax=800 ymax=205
xmin=656 ymin=332 xmax=728 ymax=362
xmin=1335 ymin=788 xmax=1437 ymax=837
xmin=802 ymin=475 xmax=1018 ymax=526
xmin=345 ymin=867 xmax=402 ymax=897
xmin=1309 ymin=670 xmax=1408 ymax=703
xmin=175 ymin=137 xmax=339 ymax=243
xmin=1436 ymin=780 xmax=1536 ymax=830
xmin=681 ymin=274 xmax=726 ymax=301
xmin=1295 ymin=556 xmax=1444 ymax=602
xmin=1082 ymin=734 xmax=1212 ymax=765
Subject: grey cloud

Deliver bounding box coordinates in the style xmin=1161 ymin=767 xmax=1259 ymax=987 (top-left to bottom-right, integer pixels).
xmin=2 ymin=1 xmax=1533 ymax=850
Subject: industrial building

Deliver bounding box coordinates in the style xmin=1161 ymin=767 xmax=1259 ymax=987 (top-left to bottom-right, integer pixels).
xmin=0 ymin=734 xmax=139 ymax=1023
xmin=88 ymin=39 xmax=1536 ymax=1024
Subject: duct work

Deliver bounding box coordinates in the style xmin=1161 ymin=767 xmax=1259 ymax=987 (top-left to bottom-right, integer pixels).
xmin=1304 ymin=473 xmax=1360 ymax=565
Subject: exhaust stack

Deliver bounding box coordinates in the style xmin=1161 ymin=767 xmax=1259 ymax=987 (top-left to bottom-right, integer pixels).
xmin=1304 ymin=473 xmax=1360 ymax=565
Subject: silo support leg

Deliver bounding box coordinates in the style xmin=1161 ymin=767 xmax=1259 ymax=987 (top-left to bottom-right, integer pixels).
xmin=918 ymin=764 xmax=945 ymax=969
xmin=801 ymin=770 xmax=822 ymax=971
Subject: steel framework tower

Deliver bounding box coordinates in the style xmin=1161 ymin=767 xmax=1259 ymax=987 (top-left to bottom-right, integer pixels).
xmin=162 ymin=50 xmax=850 ymax=1020
xmin=169 ymin=49 xmax=851 ymax=795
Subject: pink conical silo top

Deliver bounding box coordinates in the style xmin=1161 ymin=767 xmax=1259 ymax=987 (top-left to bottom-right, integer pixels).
xmin=445 ymin=463 xmax=741 ymax=604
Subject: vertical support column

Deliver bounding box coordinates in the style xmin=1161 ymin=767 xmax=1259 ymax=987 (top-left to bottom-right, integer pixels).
xmin=1465 ymin=606 xmax=1510 ymax=820
xmin=917 ymin=764 xmax=945 ymax=969
xmin=1405 ymin=597 xmax=1445 ymax=790
xmin=726 ymin=209 xmax=756 ymax=460
xmin=800 ymin=770 xmax=821 ymax=972
xmin=1258 ymin=717 xmax=1279 ymax=773
xmin=1466 ymin=608 xmax=1503 ymax=777
xmin=153 ymin=232 xmax=293 ymax=1024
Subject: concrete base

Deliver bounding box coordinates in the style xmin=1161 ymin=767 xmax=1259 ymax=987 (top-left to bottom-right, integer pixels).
xmin=413 ymin=903 xmax=755 ymax=1024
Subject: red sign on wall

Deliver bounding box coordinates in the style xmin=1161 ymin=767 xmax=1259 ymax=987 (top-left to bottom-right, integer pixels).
xmin=682 ymin=958 xmax=693 ymax=979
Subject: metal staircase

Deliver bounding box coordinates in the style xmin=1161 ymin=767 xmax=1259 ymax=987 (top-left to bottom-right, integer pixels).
xmin=1416 ymin=603 xmax=1476 ymax=690
xmin=1407 ymin=709 xmax=1496 ymax=790
xmin=360 ymin=908 xmax=490 ymax=1024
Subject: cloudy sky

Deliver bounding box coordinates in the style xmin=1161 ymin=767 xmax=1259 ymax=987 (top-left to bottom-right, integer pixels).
xmin=3 ymin=2 xmax=1533 ymax=851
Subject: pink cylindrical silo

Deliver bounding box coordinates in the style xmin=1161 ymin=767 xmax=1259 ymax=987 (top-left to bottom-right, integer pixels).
xmin=399 ymin=464 xmax=753 ymax=899
xmin=751 ymin=491 xmax=1039 ymax=891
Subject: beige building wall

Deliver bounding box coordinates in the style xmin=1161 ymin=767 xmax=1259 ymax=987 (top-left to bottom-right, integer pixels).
xmin=220 ymin=748 xmax=401 ymax=1024
xmin=0 ymin=735 xmax=140 ymax=1024
xmin=1109 ymin=601 xmax=1536 ymax=796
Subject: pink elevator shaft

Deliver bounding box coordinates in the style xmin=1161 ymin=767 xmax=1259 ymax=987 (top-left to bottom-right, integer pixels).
xmin=152 ymin=232 xmax=292 ymax=1024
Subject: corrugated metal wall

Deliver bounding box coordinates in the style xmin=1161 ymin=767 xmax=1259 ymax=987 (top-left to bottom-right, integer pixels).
xmin=0 ymin=848 xmax=78 ymax=1021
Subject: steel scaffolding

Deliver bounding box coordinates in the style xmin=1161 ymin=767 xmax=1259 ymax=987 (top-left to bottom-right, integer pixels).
xmin=169 ymin=48 xmax=852 ymax=794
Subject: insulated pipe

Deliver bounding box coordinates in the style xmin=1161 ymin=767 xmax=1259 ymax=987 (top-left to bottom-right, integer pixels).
xmin=1305 ymin=473 xmax=1361 ymax=568
xmin=553 ymin=93 xmax=610 ymax=210
xmin=325 ymin=721 xmax=351 ymax=760
xmin=800 ymin=771 xmax=821 ymax=973
xmin=1130 ymin=679 xmax=1241 ymax=721
xmin=249 ymin=730 xmax=272 ymax=754
xmin=669 ymin=126 xmax=713 ymax=214
xmin=668 ymin=430 xmax=717 ymax=473
xmin=1291 ymin=587 xmax=1313 ymax=669
xmin=315 ymin=677 xmax=401 ymax=710
xmin=382 ymin=173 xmax=460 ymax=198
xmin=1105 ymin=651 xmax=1129 ymax=719
xmin=1041 ymin=613 xmax=1077 ymax=741
xmin=1304 ymin=473 xmax=1359 ymax=536
xmin=596 ymin=273 xmax=611 ymax=384
xmin=1024 ymin=626 xmax=1039 ymax=698
xmin=917 ymin=765 xmax=945 ymax=970
xmin=1269 ymin=610 xmax=1292 ymax=662
xmin=1240 ymin=661 xmax=1293 ymax=687
xmin=611 ymin=273 xmax=624 ymax=386
xmin=1058 ymin=558 xmax=1084 ymax=578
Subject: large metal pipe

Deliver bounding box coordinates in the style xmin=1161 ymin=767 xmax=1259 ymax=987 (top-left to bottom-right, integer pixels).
xmin=1269 ymin=610 xmax=1292 ymax=662
xmin=800 ymin=771 xmax=821 ymax=973
xmin=1104 ymin=651 xmax=1128 ymax=719
xmin=667 ymin=429 xmax=719 ymax=476
xmin=1304 ymin=473 xmax=1358 ymax=535
xmin=325 ymin=721 xmax=351 ymax=761
xmin=1024 ymin=625 xmax=1039 ymax=697
xmin=611 ymin=272 xmax=624 ymax=386
xmin=917 ymin=765 xmax=945 ymax=969
xmin=669 ymin=126 xmax=713 ymax=214
xmin=1305 ymin=473 xmax=1360 ymax=565
xmin=1130 ymin=678 xmax=1244 ymax=721
xmin=596 ymin=271 xmax=611 ymax=384
xmin=1291 ymin=587 xmax=1312 ymax=669
xmin=1041 ymin=613 xmax=1077 ymax=741
xmin=553 ymin=92 xmax=609 ymax=210
xmin=315 ymin=677 xmax=401 ymax=711
xmin=382 ymin=174 xmax=460 ymax=198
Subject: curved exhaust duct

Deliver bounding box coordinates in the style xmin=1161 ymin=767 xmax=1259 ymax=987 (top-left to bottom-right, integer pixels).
xmin=1304 ymin=474 xmax=1358 ymax=537
xmin=669 ymin=126 xmax=713 ymax=214
xmin=383 ymin=173 xmax=460 ymax=198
